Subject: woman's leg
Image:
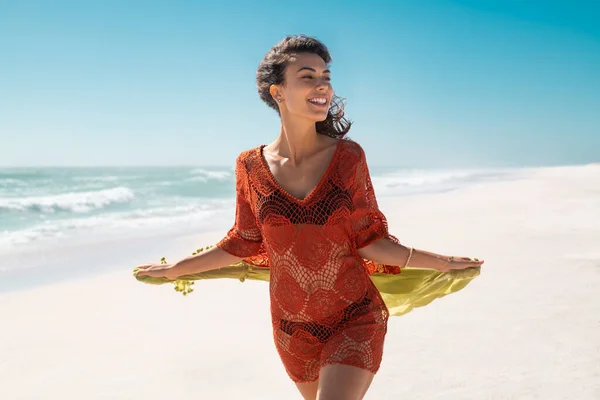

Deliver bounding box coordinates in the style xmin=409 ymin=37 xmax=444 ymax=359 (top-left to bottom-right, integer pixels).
xmin=295 ymin=380 xmax=319 ymax=400
xmin=316 ymin=364 xmax=375 ymax=400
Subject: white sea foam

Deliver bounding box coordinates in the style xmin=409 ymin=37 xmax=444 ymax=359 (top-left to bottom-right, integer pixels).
xmin=0 ymin=178 xmax=39 ymax=188
xmin=188 ymin=168 xmax=232 ymax=182
xmin=372 ymin=167 xmax=521 ymax=196
xmin=0 ymin=178 xmax=22 ymax=185
xmin=72 ymin=175 xmax=129 ymax=183
xmin=0 ymin=199 xmax=234 ymax=261
xmin=0 ymin=187 xmax=135 ymax=213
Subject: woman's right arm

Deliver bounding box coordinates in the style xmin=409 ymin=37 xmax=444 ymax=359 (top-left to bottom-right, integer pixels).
xmin=138 ymin=153 xmax=262 ymax=280
xmin=137 ymin=246 xmax=242 ymax=280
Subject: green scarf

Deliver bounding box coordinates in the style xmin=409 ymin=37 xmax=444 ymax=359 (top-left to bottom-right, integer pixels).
xmin=133 ymin=246 xmax=480 ymax=317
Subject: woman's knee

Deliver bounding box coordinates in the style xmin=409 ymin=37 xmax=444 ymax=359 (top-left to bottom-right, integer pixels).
xmin=317 ymin=364 xmax=374 ymax=400
xmin=296 ymin=380 xmax=319 ymax=400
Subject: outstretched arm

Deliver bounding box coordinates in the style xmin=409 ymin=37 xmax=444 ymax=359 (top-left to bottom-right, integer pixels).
xmin=358 ymin=239 xmax=483 ymax=272
xmin=349 ymin=143 xmax=483 ymax=272
xmin=137 ymin=246 xmax=243 ymax=280
xmin=137 ymin=153 xmax=263 ymax=280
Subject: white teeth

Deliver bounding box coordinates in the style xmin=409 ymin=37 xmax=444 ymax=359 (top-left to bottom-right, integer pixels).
xmin=309 ymin=98 xmax=327 ymax=104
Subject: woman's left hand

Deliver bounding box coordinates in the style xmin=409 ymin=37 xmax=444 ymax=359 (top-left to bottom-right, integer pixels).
xmin=439 ymin=256 xmax=484 ymax=272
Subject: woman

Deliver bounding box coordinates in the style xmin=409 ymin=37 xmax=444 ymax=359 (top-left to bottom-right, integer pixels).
xmin=136 ymin=35 xmax=484 ymax=400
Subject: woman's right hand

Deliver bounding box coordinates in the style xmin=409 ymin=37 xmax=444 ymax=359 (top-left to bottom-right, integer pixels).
xmin=135 ymin=263 xmax=177 ymax=280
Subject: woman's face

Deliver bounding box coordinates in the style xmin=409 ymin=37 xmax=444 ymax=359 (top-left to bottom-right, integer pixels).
xmin=273 ymin=52 xmax=333 ymax=122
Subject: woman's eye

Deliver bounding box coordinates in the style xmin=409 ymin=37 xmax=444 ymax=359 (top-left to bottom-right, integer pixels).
xmin=302 ymin=76 xmax=331 ymax=82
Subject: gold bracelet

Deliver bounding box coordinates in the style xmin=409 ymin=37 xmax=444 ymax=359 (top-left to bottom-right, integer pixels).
xmin=404 ymin=247 xmax=414 ymax=268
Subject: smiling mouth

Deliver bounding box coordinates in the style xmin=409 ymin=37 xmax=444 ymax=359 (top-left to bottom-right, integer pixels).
xmin=308 ymin=97 xmax=328 ymax=107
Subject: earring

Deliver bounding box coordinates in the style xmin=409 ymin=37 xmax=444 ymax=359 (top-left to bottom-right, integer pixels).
xmin=277 ymin=98 xmax=282 ymax=102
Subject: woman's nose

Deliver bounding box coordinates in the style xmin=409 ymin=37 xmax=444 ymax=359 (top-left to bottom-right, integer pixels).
xmin=316 ymin=78 xmax=330 ymax=90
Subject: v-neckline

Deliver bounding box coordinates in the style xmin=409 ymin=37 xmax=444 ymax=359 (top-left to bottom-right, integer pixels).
xmin=258 ymin=139 xmax=342 ymax=204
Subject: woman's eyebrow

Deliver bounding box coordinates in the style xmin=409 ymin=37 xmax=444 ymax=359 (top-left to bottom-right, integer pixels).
xmin=296 ymin=66 xmax=331 ymax=73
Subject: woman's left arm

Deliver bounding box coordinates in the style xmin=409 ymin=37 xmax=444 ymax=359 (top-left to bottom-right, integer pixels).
xmin=348 ymin=143 xmax=484 ymax=272
xmin=358 ymin=238 xmax=484 ymax=272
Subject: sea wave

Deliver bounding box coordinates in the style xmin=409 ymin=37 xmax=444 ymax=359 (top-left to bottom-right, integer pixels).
xmin=72 ymin=175 xmax=129 ymax=183
xmin=188 ymin=168 xmax=232 ymax=182
xmin=0 ymin=187 xmax=135 ymax=214
xmin=0 ymin=178 xmax=22 ymax=185
xmin=372 ymin=168 xmax=517 ymax=196
xmin=0 ymin=199 xmax=233 ymax=251
xmin=0 ymin=178 xmax=52 ymax=188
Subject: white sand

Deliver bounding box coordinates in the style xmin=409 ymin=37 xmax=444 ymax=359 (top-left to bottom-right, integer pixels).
xmin=1 ymin=165 xmax=599 ymax=399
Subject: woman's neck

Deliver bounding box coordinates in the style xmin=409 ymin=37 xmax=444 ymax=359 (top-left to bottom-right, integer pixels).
xmin=272 ymin=115 xmax=322 ymax=166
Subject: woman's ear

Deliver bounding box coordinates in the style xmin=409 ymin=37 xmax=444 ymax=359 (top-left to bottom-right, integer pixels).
xmin=270 ymin=85 xmax=283 ymax=103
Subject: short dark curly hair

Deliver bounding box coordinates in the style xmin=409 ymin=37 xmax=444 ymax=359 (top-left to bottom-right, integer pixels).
xmin=256 ymin=35 xmax=352 ymax=138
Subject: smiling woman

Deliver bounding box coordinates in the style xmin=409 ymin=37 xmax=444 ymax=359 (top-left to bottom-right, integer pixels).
xmin=134 ymin=34 xmax=483 ymax=400
xmin=256 ymin=36 xmax=351 ymax=140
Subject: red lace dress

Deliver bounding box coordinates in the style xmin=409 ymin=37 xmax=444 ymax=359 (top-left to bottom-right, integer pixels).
xmin=216 ymin=139 xmax=400 ymax=382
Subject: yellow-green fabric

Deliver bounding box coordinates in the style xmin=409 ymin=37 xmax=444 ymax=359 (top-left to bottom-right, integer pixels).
xmin=133 ymin=261 xmax=480 ymax=317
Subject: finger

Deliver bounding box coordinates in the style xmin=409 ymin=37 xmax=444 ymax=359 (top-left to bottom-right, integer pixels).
xmin=452 ymin=260 xmax=478 ymax=269
xmin=138 ymin=269 xmax=157 ymax=278
xmin=457 ymin=263 xmax=472 ymax=270
xmin=460 ymin=257 xmax=482 ymax=264
xmin=135 ymin=266 xmax=158 ymax=276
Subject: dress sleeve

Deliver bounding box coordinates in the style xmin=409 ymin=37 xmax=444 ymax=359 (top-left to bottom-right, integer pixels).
xmin=216 ymin=155 xmax=264 ymax=257
xmin=350 ymin=145 xmax=399 ymax=249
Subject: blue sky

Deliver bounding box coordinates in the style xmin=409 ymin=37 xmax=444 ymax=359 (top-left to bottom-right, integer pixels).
xmin=0 ymin=0 xmax=598 ymax=168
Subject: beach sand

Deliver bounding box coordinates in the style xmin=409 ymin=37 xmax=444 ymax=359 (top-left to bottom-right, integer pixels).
xmin=1 ymin=165 xmax=599 ymax=399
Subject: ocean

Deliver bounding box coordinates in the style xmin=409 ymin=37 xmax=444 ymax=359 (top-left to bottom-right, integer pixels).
xmin=0 ymin=165 xmax=518 ymax=276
